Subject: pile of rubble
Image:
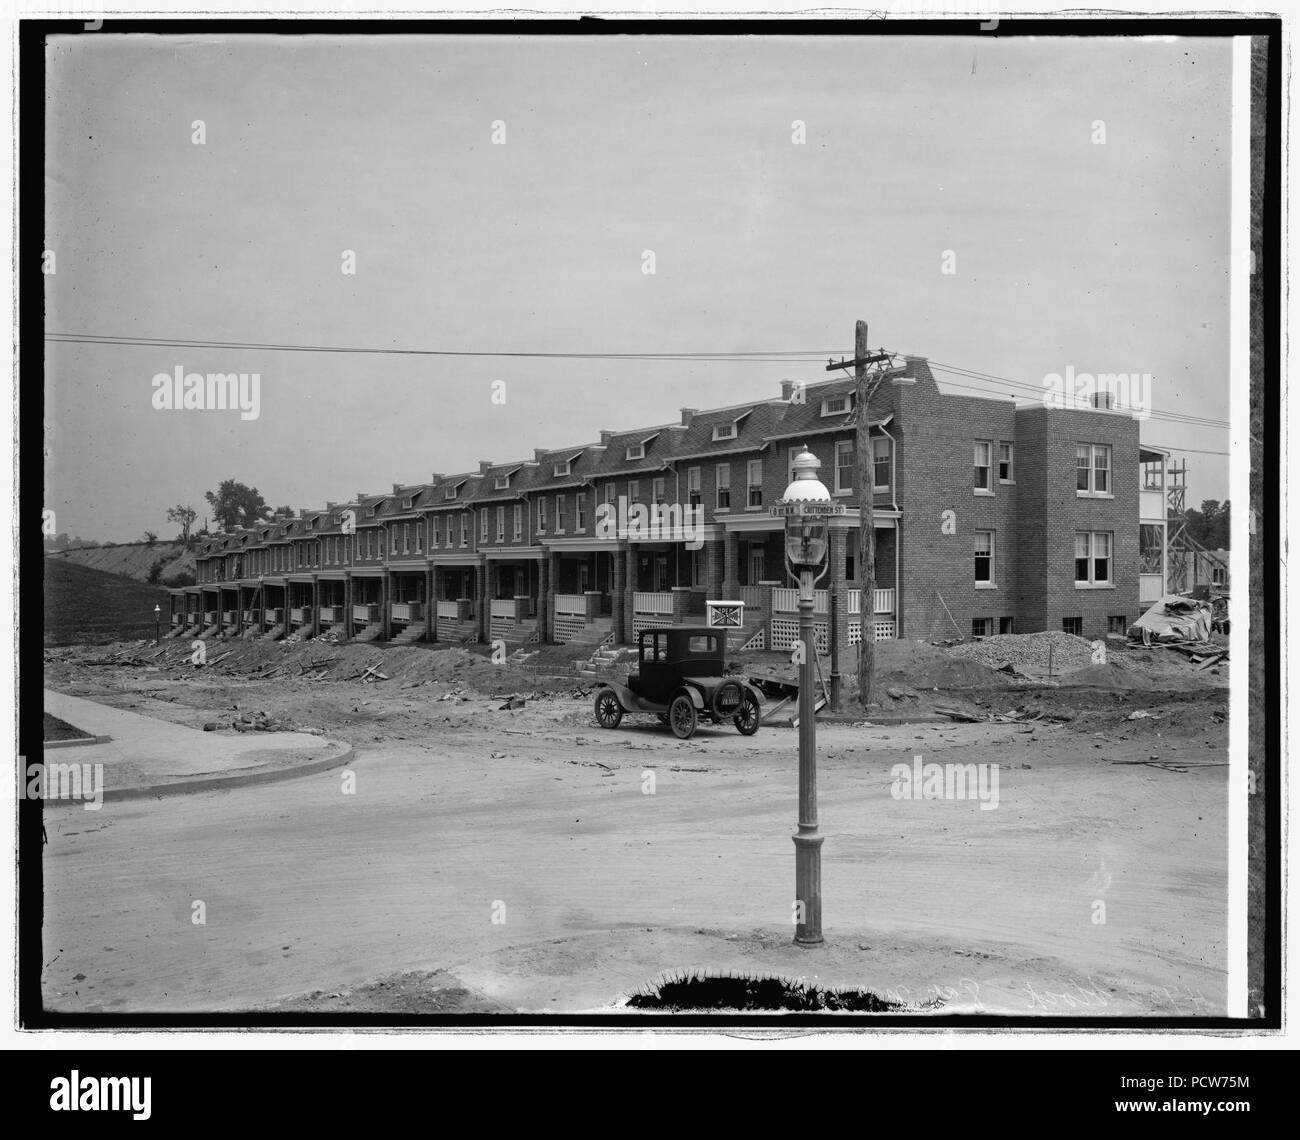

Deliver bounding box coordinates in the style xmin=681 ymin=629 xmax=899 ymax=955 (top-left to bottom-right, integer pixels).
xmin=949 ymin=631 xmax=1097 ymax=674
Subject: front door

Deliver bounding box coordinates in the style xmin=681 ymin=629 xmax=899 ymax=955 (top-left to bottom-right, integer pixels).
xmin=749 ymin=545 xmax=765 ymax=585
xmin=653 ymin=554 xmax=668 ymax=593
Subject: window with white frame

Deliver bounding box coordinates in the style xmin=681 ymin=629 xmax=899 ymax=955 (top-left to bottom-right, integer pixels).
xmin=604 ymin=483 xmax=616 ymax=506
xmin=460 ymin=515 xmax=467 ymax=547
xmin=553 ymin=459 xmax=571 ymax=477
xmin=415 ymin=522 xmax=423 ymax=553
xmin=872 ymin=436 xmax=891 ymax=490
xmin=974 ymin=530 xmax=995 ymax=585
xmin=626 ymin=443 xmax=645 ymax=461
xmin=652 ymin=477 xmax=666 ymax=504
xmin=1075 ymin=531 xmax=1112 ymax=585
xmin=537 ymin=497 xmax=547 ymax=532
xmin=555 ymin=495 xmax=565 ymax=533
xmin=628 ymin=479 xmax=640 ymax=504
xmin=513 ymin=504 xmax=522 ymax=541
xmin=821 ymin=393 xmax=852 ymax=417
xmin=433 ymin=516 xmax=441 ymax=546
xmin=974 ymin=442 xmax=993 ymax=492
xmin=378 ymin=530 xmax=386 ymax=556
xmin=1076 ymin=444 xmax=1111 ymax=495
xmin=494 ymin=475 xmax=510 ymax=490
xmin=481 ymin=510 xmax=488 ymax=542
xmin=712 ymin=422 xmax=737 ymax=442
xmin=496 ymin=506 xmax=505 ymax=542
xmin=998 ymin=442 xmax=1014 ymax=483
xmin=576 ymin=493 xmax=586 ymax=532
xmin=444 ymin=484 xmax=458 ymax=500
xmin=402 ymin=523 xmax=410 ymax=554
xmin=686 ymin=467 xmax=701 ymax=506
xmin=834 ymin=440 xmax=854 ymax=493
xmin=747 ymin=459 xmax=763 ymax=507
xmin=716 ymin=464 xmax=731 ymax=509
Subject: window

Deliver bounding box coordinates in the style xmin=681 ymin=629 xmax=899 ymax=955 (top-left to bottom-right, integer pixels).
xmin=444 ymin=484 xmax=458 ymax=500
xmin=378 ymin=531 xmax=386 ymax=556
xmin=716 ymin=464 xmax=731 ymax=509
xmin=686 ymin=634 xmax=719 ymax=655
xmin=1108 ymin=615 xmax=1128 ymax=634
xmin=974 ymin=530 xmax=995 ymax=585
xmin=1211 ymin=566 xmax=1228 ymax=587
xmin=415 ymin=523 xmax=423 ymax=553
xmin=652 ymin=477 xmax=666 ymax=504
xmin=496 ymin=506 xmax=505 ymax=542
xmin=513 ymin=504 xmax=522 ymax=541
xmin=366 ymin=530 xmax=374 ymax=559
xmin=974 ymin=441 xmax=993 ymax=492
xmin=834 ymin=440 xmax=854 ymax=493
xmin=972 ymin=618 xmax=994 ymax=638
xmin=872 ymin=437 xmax=891 ymax=491
xmin=433 ymin=516 xmax=441 ymax=547
xmin=1062 ymin=617 xmax=1083 ymax=637
xmin=494 ymin=475 xmax=510 ymax=490
xmin=999 ymin=616 xmax=1015 ymax=634
xmin=628 ymin=480 xmax=640 ymax=505
xmin=1075 ymin=531 xmax=1113 ymax=585
xmin=711 ymin=423 xmax=737 ymax=442
xmin=553 ymin=460 xmax=571 ymax=477
xmin=460 ymin=515 xmax=467 ymax=548
xmin=555 ymin=495 xmax=565 ymax=533
xmin=604 ymin=483 xmax=616 ymax=506
xmin=401 ymin=496 xmax=413 ymax=510
xmin=1141 ymin=460 xmax=1165 ymax=491
xmin=821 ymin=393 xmax=852 ymax=417
xmin=998 ymin=442 xmax=1014 ymax=483
xmin=537 ymin=497 xmax=547 ymax=532
xmin=626 ymin=443 xmax=645 ymax=461
xmin=576 ymin=494 xmax=586 ymax=532
xmin=747 ymin=459 xmax=763 ymax=507
xmin=687 ymin=467 xmax=701 ymax=507
xmin=402 ymin=523 xmax=410 ymax=554
xmin=1076 ymin=444 xmax=1112 ymax=495
xmin=481 ymin=510 xmax=488 ymax=542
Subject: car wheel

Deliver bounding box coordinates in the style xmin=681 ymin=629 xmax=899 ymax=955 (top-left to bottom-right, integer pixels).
xmin=594 ymin=689 xmax=623 ymax=729
xmin=669 ymin=694 xmax=697 ymax=740
xmin=733 ymin=695 xmax=760 ymax=736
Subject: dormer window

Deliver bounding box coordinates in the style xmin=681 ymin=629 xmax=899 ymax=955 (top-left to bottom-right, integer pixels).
xmin=821 ymin=394 xmax=853 ymax=417
xmin=494 ymin=475 xmax=510 ymax=490
xmin=444 ymin=483 xmax=460 ymax=500
xmin=553 ymin=460 xmax=571 ymax=477
xmin=712 ymin=423 xmax=737 ymax=442
xmin=625 ymin=443 xmax=645 ymax=461
xmin=366 ymin=505 xmax=377 ymax=517
xmin=401 ymin=496 xmax=413 ymax=510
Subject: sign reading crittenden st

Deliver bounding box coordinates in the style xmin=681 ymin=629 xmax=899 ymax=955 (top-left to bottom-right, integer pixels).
xmin=769 ymin=502 xmax=847 ymax=517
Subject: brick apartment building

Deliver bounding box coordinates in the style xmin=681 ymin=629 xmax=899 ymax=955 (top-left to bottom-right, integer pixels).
xmin=169 ymin=356 xmax=1169 ymax=654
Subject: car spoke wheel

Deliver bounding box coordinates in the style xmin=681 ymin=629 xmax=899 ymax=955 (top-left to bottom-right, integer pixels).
xmin=669 ymin=694 xmax=697 ymax=740
xmin=594 ymin=690 xmax=623 ymax=729
xmin=733 ymin=696 xmax=760 ymax=736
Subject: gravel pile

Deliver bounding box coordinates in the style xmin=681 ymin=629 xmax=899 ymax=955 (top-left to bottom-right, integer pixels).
xmin=950 ymin=631 xmax=1096 ymax=673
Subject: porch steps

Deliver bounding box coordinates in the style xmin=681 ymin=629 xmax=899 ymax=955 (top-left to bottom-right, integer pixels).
xmin=197 ymin=624 xmax=219 ymax=640
xmin=351 ymin=624 xmax=385 ymax=643
xmin=262 ymin=623 xmax=285 ymax=641
xmin=388 ymin=626 xmax=426 ymax=646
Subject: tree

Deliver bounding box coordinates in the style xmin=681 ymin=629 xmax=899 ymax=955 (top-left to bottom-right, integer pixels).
xmin=143 ymin=531 xmax=158 ymax=546
xmin=146 ymin=557 xmax=166 ymax=584
xmin=204 ymin=481 xmax=271 ymax=532
xmin=166 ymin=504 xmax=198 ymax=545
xmin=1185 ymin=499 xmax=1230 ymax=551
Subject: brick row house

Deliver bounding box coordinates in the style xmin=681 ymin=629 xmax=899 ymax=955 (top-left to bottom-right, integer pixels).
xmin=170 ymin=356 xmax=1168 ymax=651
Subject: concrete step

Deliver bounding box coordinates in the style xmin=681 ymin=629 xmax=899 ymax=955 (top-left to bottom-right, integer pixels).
xmin=351 ymin=625 xmax=385 ymax=643
xmin=263 ymin=624 xmax=285 ymax=641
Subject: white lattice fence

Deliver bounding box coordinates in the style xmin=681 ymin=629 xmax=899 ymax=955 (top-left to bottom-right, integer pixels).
xmin=769 ymin=619 xmax=830 ymax=653
xmin=554 ymin=615 xmax=586 ymax=644
xmin=632 ymin=615 xmax=670 ymax=636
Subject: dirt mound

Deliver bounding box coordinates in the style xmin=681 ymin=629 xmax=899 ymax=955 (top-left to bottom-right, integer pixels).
xmin=1063 ymin=661 xmax=1157 ymax=689
xmin=951 ymin=631 xmax=1096 ymax=674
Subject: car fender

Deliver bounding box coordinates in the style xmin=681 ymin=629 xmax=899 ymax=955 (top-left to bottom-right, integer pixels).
xmin=597 ymin=680 xmax=636 ymax=711
xmin=676 ymin=684 xmax=707 ymax=711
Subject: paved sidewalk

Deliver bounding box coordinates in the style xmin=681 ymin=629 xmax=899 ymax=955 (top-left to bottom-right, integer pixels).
xmin=42 ymin=690 xmax=352 ymax=797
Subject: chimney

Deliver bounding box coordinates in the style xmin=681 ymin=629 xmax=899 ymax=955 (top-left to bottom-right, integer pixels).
xmin=355 ymin=493 xmax=367 ymax=502
xmin=392 ymin=482 xmax=402 ymax=494
xmin=599 ymin=430 xmax=613 ymax=446
xmin=680 ymin=408 xmax=698 ymax=426
xmin=893 ymin=356 xmax=920 ymax=386
xmin=431 ymin=472 xmax=443 ymax=482
xmin=325 ymin=501 xmax=336 ymax=509
xmin=299 ymin=507 xmax=310 ymax=517
xmin=479 ymin=460 xmax=493 ymax=475
xmin=534 ymin=448 xmax=547 ymax=463
xmin=780 ymin=380 xmax=795 ymax=400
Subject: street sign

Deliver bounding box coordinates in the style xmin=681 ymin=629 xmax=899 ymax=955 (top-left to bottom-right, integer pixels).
xmin=769 ymin=501 xmax=847 ymax=518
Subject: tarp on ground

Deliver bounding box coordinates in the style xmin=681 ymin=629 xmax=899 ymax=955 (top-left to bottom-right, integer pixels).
xmin=1129 ymin=595 xmax=1213 ymax=644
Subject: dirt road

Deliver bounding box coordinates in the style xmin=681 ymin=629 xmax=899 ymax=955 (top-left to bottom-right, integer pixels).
xmin=41 ymin=657 xmax=1228 ymax=1016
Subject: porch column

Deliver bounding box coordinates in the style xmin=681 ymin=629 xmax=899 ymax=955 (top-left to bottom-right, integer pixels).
xmin=538 ymin=555 xmax=550 ymax=643
xmin=425 ymin=566 xmax=435 ymax=642
xmin=344 ymin=573 xmax=354 ymax=639
xmin=828 ymin=528 xmax=848 ymax=711
xmin=610 ymin=545 xmax=624 ymax=643
xmin=476 ymin=561 xmax=488 ymax=642
xmin=706 ymin=537 xmax=725 ymax=599
xmin=380 ymin=571 xmax=390 ymax=640
xmin=311 ymin=575 xmax=321 ymax=637
xmin=623 ymin=546 xmax=637 ymax=642
xmin=723 ymin=530 xmax=740 ymax=596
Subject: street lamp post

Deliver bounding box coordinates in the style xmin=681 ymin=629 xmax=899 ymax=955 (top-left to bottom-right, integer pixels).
xmin=773 ymin=447 xmax=840 ymax=946
xmin=153 ymin=603 xmax=161 ymax=644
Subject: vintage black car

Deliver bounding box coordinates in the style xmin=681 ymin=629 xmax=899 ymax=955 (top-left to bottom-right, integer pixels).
xmin=592 ymin=626 xmax=763 ymax=740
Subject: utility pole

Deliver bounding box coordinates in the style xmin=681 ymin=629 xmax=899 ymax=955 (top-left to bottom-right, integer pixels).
xmin=854 ymin=321 xmax=875 ymax=713
xmin=826 ymin=322 xmax=892 ymax=713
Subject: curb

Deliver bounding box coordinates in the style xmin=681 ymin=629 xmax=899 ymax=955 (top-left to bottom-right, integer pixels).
xmin=43 ymin=735 xmax=114 ymax=750
xmin=100 ymin=741 xmax=355 ymax=802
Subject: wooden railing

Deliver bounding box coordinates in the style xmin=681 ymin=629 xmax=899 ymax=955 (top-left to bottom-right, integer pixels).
xmin=318 ymin=605 xmax=342 ymax=622
xmin=221 ymin=610 xmax=235 ymax=623
xmin=436 ymin=600 xmax=461 ymax=619
xmin=352 ymin=603 xmax=378 ymax=622
xmin=490 ymin=599 xmax=516 ymax=619
xmin=740 ymin=585 xmax=766 ymax=609
xmin=290 ymin=606 xmax=310 ymax=623
xmin=633 ymin=592 xmax=673 ymax=614
xmin=268 ymin=608 xmax=284 ymax=623
xmin=391 ymin=602 xmax=422 ymax=622
xmin=555 ymin=594 xmax=587 ymax=615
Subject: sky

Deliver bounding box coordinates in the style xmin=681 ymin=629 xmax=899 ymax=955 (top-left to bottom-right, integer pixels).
xmin=44 ymin=33 xmax=1234 ymax=542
